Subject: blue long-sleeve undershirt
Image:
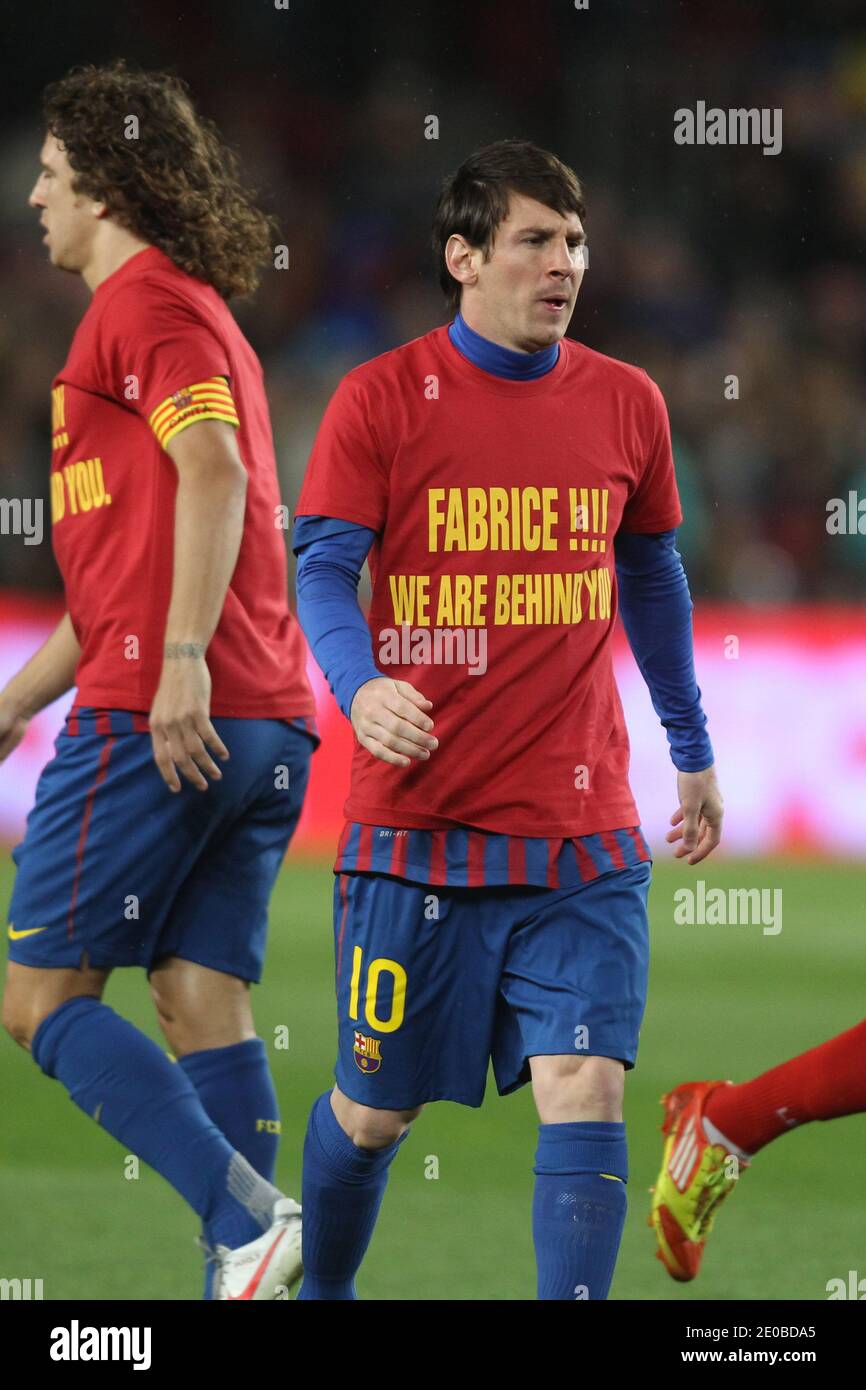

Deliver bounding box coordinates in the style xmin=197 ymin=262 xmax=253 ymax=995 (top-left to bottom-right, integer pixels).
xmin=293 ymin=514 xmax=382 ymax=720
xmin=614 ymin=529 xmax=714 ymax=771
xmin=292 ymin=514 xmax=714 ymax=771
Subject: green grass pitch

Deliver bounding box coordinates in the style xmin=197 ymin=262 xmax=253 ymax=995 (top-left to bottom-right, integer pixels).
xmin=1 ymin=854 xmax=863 ymax=1301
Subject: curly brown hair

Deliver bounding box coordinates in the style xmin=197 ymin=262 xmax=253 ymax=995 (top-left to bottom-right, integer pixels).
xmin=42 ymin=59 xmax=277 ymax=298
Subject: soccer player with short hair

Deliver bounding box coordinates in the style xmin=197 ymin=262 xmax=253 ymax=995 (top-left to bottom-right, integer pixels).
xmin=292 ymin=138 xmax=724 ymax=1299
xmin=0 ymin=61 xmax=317 ymax=1299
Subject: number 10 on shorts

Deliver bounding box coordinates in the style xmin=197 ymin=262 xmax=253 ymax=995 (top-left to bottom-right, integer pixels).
xmin=348 ymin=945 xmax=407 ymax=1033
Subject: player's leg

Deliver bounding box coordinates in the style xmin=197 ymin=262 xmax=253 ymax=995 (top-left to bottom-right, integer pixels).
xmin=651 ymin=1016 xmax=866 ymax=1281
xmin=296 ymin=1085 xmax=421 ymax=1301
xmin=147 ymin=718 xmax=314 ymax=1293
xmin=296 ymin=870 xmax=501 ymax=1300
xmin=150 ymin=959 xmax=275 ymax=1184
xmin=492 ymin=851 xmax=652 ymax=1301
xmin=296 ymin=870 xmax=424 ymax=1302
xmin=703 ymin=1015 xmax=866 ymax=1154
xmin=2 ymin=960 xmax=111 ymax=1048
xmin=149 ymin=958 xmax=280 ymax=1295
xmin=4 ymin=711 xmax=292 ymax=1272
xmin=528 ymin=1052 xmax=629 ymax=1301
xmin=149 ymin=958 xmax=256 ymax=1056
xmin=2 ymin=959 xmax=287 ymax=1258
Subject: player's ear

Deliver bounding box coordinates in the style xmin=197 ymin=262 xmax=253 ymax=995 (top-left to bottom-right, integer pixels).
xmin=445 ymin=233 xmax=479 ymax=290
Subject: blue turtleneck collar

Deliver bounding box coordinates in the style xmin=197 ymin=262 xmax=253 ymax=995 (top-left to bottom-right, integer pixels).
xmin=448 ymin=312 xmax=560 ymax=380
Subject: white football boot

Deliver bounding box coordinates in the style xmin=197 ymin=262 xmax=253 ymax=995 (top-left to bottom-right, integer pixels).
xmin=213 ymin=1197 xmax=303 ymax=1300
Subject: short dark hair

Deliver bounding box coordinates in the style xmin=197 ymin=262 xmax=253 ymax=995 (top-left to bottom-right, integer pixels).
xmin=432 ymin=139 xmax=586 ymax=314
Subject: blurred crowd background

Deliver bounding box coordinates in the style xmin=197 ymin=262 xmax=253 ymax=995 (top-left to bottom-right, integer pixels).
xmin=1 ymin=0 xmax=865 ymax=603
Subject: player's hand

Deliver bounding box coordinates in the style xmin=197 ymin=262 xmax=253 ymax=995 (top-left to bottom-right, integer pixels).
xmin=666 ymin=765 xmax=724 ymax=865
xmin=350 ymin=677 xmax=437 ymax=768
xmin=149 ymin=651 xmax=230 ymax=793
xmin=0 ymin=692 xmax=29 ymax=763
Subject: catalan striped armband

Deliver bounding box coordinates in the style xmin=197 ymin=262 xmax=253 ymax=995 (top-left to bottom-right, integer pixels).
xmin=148 ymin=377 xmax=239 ymax=450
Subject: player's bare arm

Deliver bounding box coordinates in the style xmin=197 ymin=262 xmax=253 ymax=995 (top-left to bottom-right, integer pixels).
xmin=667 ymin=764 xmax=724 ymax=865
xmin=149 ymin=417 xmax=246 ymax=793
xmin=0 ymin=611 xmax=80 ymax=761
xmin=350 ymin=676 xmax=437 ymax=768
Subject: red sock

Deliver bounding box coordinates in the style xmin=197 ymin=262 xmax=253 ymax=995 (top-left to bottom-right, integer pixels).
xmin=704 ymin=1018 xmax=866 ymax=1155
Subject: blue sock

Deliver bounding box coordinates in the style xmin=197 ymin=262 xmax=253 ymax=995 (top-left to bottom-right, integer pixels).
xmin=179 ymin=1038 xmax=281 ymax=1299
xmin=31 ymin=997 xmax=282 ymax=1251
xmin=532 ymin=1121 xmax=628 ymax=1300
xmin=296 ymin=1090 xmax=405 ymax=1300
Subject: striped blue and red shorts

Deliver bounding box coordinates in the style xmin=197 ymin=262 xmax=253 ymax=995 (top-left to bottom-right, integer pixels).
xmin=6 ymin=706 xmax=316 ymax=981
xmin=330 ymin=820 xmax=653 ymax=1109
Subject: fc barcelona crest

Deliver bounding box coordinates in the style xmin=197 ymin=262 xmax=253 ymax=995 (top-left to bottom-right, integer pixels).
xmin=353 ymin=1030 xmax=382 ymax=1073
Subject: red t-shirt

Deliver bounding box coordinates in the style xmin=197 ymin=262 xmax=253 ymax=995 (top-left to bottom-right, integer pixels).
xmin=297 ymin=326 xmax=682 ymax=836
xmin=49 ymin=246 xmax=314 ymax=719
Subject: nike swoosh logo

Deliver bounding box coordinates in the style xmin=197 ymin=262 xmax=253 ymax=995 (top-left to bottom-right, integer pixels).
xmin=226 ymin=1230 xmax=286 ymax=1301
xmin=7 ymin=925 xmax=49 ymax=940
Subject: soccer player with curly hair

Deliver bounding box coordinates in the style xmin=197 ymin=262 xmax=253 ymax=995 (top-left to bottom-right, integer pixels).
xmin=1 ymin=61 xmax=316 ymax=1299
